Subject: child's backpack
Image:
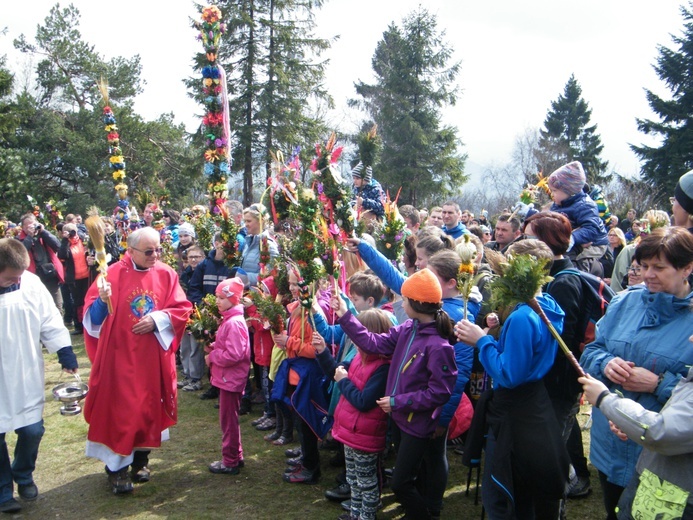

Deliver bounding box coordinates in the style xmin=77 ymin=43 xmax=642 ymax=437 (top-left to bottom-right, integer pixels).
xmin=550 ymin=268 xmax=615 ymax=353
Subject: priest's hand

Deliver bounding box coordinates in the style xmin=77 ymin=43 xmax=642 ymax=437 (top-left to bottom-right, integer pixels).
xmin=132 ymin=315 xmax=156 ymax=335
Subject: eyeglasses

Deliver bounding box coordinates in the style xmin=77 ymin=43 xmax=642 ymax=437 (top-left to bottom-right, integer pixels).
xmin=628 ymin=266 xmax=642 ymax=275
xmin=131 ymin=246 xmax=163 ymax=257
xmin=670 ymin=197 xmax=676 ymax=205
xmin=187 ymin=255 xmax=203 ymax=260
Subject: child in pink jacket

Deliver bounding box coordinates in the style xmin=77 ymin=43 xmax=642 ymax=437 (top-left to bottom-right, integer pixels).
xmin=207 ymin=277 xmax=251 ymax=475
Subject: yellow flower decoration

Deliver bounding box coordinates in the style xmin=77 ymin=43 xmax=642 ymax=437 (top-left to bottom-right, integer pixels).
xmin=112 ymin=170 xmax=126 ymax=181
xmin=110 ymin=156 xmax=124 ymax=164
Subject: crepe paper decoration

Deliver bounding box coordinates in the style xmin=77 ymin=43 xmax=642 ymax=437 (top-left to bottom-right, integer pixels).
xmin=195 ymin=5 xmax=231 ymax=213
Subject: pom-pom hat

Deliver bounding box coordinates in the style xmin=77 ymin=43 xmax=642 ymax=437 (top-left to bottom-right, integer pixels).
xmin=401 ymin=268 xmax=442 ymax=304
xmin=216 ymin=277 xmax=244 ymax=305
xmin=675 ymin=169 xmax=693 ymax=215
xmin=548 ymin=161 xmax=586 ymax=197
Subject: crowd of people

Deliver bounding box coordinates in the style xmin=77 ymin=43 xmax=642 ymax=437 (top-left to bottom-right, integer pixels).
xmin=1 ymin=161 xmax=693 ymax=519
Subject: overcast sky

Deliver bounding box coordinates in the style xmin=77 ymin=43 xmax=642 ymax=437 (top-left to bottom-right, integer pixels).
xmin=1 ymin=0 xmax=687 ymax=183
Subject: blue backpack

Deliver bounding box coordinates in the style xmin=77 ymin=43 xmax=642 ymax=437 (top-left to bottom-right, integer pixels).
xmin=550 ymin=268 xmax=615 ymax=352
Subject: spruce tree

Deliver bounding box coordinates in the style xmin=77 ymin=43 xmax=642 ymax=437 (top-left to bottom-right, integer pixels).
xmin=537 ymin=74 xmax=609 ymax=185
xmin=631 ymin=2 xmax=693 ymax=201
xmin=350 ymin=7 xmax=466 ymax=207
xmin=213 ymin=0 xmax=332 ymax=206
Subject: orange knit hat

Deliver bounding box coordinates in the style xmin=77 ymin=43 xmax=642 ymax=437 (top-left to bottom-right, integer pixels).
xmin=401 ymin=268 xmax=442 ymax=304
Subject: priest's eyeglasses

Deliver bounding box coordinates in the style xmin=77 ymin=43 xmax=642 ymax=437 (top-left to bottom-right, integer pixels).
xmin=132 ymin=247 xmax=164 ymax=257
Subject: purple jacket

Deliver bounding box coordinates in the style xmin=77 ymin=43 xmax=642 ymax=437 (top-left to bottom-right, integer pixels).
xmin=337 ymin=311 xmax=458 ymax=438
xmin=208 ymin=305 xmax=251 ymax=393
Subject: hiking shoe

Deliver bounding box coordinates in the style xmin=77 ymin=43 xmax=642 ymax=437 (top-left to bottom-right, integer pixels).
xmin=130 ymin=466 xmax=151 ymax=483
xmin=251 ymin=413 xmax=271 ymax=427
xmin=567 ymin=476 xmax=591 ymax=498
xmin=325 ymin=482 xmax=351 ymax=502
xmin=0 ymin=498 xmax=21 ymax=513
xmin=108 ymin=468 xmax=134 ymax=494
xmin=199 ymin=387 xmax=219 ymax=400
xmin=256 ymin=417 xmax=276 ymax=431
xmin=182 ymin=380 xmax=203 ymax=392
xmin=209 ymin=460 xmax=240 ymax=475
xmin=177 ymin=377 xmax=191 ymax=389
xmin=17 ymin=482 xmax=38 ymax=501
xmin=283 ymin=466 xmax=320 ymax=484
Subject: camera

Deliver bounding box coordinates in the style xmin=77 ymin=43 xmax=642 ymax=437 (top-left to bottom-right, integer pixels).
xmin=69 ymin=229 xmax=77 ymax=238
xmin=35 ymin=224 xmax=43 ymax=234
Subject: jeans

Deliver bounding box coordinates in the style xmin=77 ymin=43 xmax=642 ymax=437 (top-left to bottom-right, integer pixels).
xmin=0 ymin=420 xmax=45 ymax=504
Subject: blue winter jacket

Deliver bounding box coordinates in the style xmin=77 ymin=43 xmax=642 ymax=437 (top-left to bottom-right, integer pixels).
xmin=580 ymin=286 xmax=693 ymax=487
xmin=186 ymin=249 xmax=231 ymax=305
xmin=442 ymin=222 xmax=469 ymax=240
xmin=476 ymin=294 xmax=565 ymax=389
xmin=338 ymin=311 xmax=458 ymax=438
xmin=239 ymin=231 xmax=278 ymax=287
xmin=357 ymin=239 xmax=477 ymax=427
xmin=550 ymin=191 xmax=608 ymax=247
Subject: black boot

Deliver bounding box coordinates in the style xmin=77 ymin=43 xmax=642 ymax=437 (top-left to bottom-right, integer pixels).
xmin=264 ymin=404 xmax=283 ymax=442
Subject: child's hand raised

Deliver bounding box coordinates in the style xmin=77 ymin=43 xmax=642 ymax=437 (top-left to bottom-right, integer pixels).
xmin=330 ymin=289 xmax=348 ymax=317
xmin=311 ymin=331 xmax=326 ymax=353
xmin=334 ymin=365 xmax=348 ymax=382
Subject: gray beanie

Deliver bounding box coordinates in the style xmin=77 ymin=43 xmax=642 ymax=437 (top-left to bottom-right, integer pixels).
xmin=675 ymin=169 xmax=693 ymax=215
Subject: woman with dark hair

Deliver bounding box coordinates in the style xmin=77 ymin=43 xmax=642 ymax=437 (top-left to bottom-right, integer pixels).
xmin=163 ymin=209 xmax=180 ymax=247
xmin=581 ymin=226 xmax=693 ymax=520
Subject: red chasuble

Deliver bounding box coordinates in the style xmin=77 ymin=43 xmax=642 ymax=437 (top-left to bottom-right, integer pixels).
xmin=83 ymin=253 xmax=192 ymax=456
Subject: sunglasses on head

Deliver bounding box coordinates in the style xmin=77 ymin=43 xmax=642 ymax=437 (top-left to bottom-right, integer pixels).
xmin=132 ymin=246 xmax=163 ymax=257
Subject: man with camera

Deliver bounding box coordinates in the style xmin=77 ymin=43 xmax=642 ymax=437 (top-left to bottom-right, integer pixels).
xmin=16 ymin=214 xmax=64 ymax=311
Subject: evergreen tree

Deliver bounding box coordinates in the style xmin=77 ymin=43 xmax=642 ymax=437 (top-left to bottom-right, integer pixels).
xmin=537 ymin=74 xmax=609 ymax=185
xmin=350 ymin=7 xmax=466 ymax=207
xmin=10 ymin=3 xmax=200 ymax=217
xmin=210 ymin=0 xmax=332 ymax=207
xmin=631 ymin=2 xmax=693 ymax=201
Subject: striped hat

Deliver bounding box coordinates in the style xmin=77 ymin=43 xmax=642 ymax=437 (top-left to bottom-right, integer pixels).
xmin=351 ymin=161 xmax=373 ymax=184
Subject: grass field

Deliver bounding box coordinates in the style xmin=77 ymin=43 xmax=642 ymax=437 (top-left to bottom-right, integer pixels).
xmin=4 ymin=336 xmax=605 ymax=519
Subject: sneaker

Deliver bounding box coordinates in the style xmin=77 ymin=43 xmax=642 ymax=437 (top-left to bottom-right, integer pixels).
xmin=251 ymin=413 xmax=270 ymax=427
xmin=567 ymin=476 xmax=591 ymax=498
xmin=130 ymin=466 xmax=151 ymax=483
xmin=285 ymin=447 xmax=302 ymax=458
xmin=272 ymin=435 xmax=293 ymax=446
xmin=209 ymin=460 xmax=240 ymax=475
xmin=182 ymin=380 xmax=203 ymax=392
xmin=108 ymin=468 xmax=134 ymax=494
xmin=264 ymin=430 xmax=281 ymax=442
xmin=256 ymin=417 xmax=277 ymax=431
xmin=283 ymin=466 xmax=320 ymax=484
xmin=0 ymin=498 xmax=21 ymax=513
xmin=18 ymin=482 xmax=39 ymax=501
xmin=199 ymin=387 xmax=219 ymax=400
xmin=286 ymin=456 xmax=303 ymax=467
xmin=342 ymin=499 xmax=383 ymax=512
xmin=325 ymin=482 xmax=351 ymax=502
xmin=177 ymin=377 xmax=191 ymax=389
